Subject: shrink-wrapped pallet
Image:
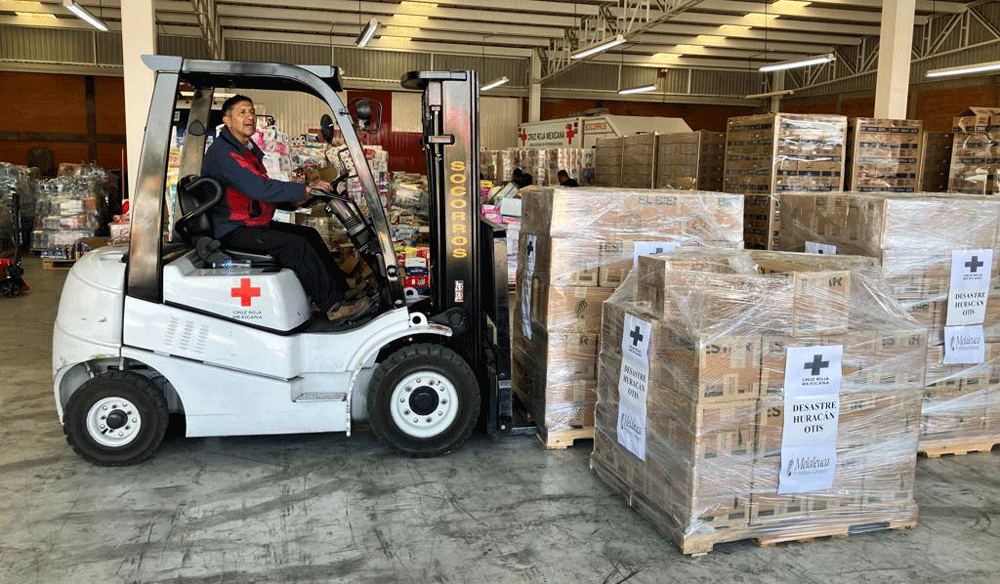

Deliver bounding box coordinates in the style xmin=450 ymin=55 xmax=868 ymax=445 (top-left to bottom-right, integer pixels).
xmin=776 ymin=192 xmax=1000 ymax=454
xmin=656 ymin=131 xmax=725 ymax=191
xmin=948 ymin=108 xmax=1000 ymax=195
xmin=512 ymin=187 xmax=743 ymax=444
xmin=593 ymin=248 xmax=924 ymax=555
xmin=846 ymin=118 xmax=923 ymax=193
xmin=919 ymin=132 xmax=953 ymax=193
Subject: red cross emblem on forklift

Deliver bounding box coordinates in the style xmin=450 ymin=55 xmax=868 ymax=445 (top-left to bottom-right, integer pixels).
xmin=231 ymin=278 xmax=261 ymax=307
xmin=565 ymin=123 xmax=576 ymax=143
xmin=519 ymin=128 xmax=527 ymax=146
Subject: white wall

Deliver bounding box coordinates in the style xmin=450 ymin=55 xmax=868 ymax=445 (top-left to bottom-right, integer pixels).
xmin=481 ymin=96 xmax=521 ymax=150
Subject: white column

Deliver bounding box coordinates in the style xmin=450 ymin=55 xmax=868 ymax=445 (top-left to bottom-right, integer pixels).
xmin=770 ymin=71 xmax=785 ymax=114
xmin=121 ymin=0 xmax=157 ymax=197
xmin=529 ymin=51 xmax=541 ymax=122
xmin=874 ymin=0 xmax=916 ymax=119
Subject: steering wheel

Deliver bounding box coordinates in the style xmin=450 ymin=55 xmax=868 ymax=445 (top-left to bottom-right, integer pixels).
xmin=302 ymin=173 xmax=350 ymax=208
xmin=304 ymin=176 xmax=376 ymax=255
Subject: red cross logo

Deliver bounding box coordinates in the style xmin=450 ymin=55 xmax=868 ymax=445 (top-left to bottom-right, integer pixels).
xmin=519 ymin=128 xmax=527 ymax=146
xmin=565 ymin=123 xmax=577 ymax=143
xmin=231 ymin=278 xmax=261 ymax=307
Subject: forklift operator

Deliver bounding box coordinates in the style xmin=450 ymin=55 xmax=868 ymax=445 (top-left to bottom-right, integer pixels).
xmin=202 ymin=95 xmax=372 ymax=323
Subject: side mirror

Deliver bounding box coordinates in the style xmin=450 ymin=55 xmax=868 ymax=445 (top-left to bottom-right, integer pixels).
xmin=319 ymin=114 xmax=335 ymax=143
xmin=349 ymin=97 xmax=382 ymax=132
xmin=355 ymin=99 xmax=373 ymax=127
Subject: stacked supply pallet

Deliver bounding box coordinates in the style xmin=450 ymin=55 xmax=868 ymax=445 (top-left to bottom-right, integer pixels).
xmin=723 ymin=113 xmax=848 ymax=250
xmin=594 ymin=137 xmax=625 ymax=187
xmin=593 ymin=248 xmax=925 ymax=555
xmin=621 ymin=134 xmax=658 ymax=189
xmin=919 ymin=132 xmax=953 ymax=192
xmin=846 ymin=118 xmax=923 ymax=192
xmin=512 ymin=187 xmax=744 ymax=447
xmin=656 ymin=131 xmax=725 ymax=191
xmin=776 ymin=192 xmax=1000 ymax=455
xmin=948 ymin=108 xmax=1000 ymax=194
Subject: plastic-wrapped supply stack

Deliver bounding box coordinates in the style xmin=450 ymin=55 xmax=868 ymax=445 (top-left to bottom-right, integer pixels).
xmin=656 ymin=131 xmax=725 ymax=191
xmin=846 ymin=118 xmax=923 ymax=192
xmin=920 ymin=132 xmax=954 ymax=193
xmin=386 ymin=173 xmax=429 ymax=248
xmin=32 ymin=169 xmax=109 ymax=259
xmin=948 ymin=108 xmax=1000 ymax=194
xmin=723 ymin=113 xmax=848 ymax=250
xmin=0 ymin=163 xmax=37 ymax=249
xmin=594 ymin=137 xmax=625 ymax=187
xmin=776 ymin=192 xmax=1000 ymax=455
xmin=512 ymin=186 xmax=744 ymax=446
xmin=593 ymin=248 xmax=925 ymax=555
xmin=620 ymin=134 xmax=658 ymax=189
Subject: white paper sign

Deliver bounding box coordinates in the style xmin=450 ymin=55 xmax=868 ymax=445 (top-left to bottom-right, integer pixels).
xmin=632 ymin=241 xmax=680 ymax=266
xmin=778 ymin=345 xmax=843 ymax=494
xmin=946 ymin=249 xmax=993 ymax=326
xmin=524 ymin=235 xmax=537 ymax=276
xmin=521 ymin=235 xmax=538 ymax=340
xmin=943 ymin=324 xmax=986 ymax=364
xmin=617 ymin=313 xmax=652 ymax=460
xmin=805 ymin=241 xmax=837 ymax=255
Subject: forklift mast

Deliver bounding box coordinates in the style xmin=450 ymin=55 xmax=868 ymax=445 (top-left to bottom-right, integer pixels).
xmin=403 ymin=71 xmax=513 ymax=434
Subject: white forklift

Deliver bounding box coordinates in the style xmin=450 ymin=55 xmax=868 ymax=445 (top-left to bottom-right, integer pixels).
xmin=52 ymin=56 xmax=514 ymax=465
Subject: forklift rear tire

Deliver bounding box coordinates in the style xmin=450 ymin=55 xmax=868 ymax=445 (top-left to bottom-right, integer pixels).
xmin=63 ymin=371 xmax=169 ymax=466
xmin=368 ymin=344 xmax=480 ymax=457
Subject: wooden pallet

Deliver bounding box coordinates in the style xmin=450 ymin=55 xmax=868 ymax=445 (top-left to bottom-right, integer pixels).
xmin=918 ymin=437 xmax=1000 ymax=458
xmin=537 ymin=425 xmax=593 ymax=450
xmin=754 ymin=511 xmax=918 ymax=548
xmin=42 ymin=258 xmax=76 ymax=270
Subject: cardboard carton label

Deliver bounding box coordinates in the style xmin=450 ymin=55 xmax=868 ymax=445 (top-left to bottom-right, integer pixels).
xmin=947 ymin=249 xmax=992 ymax=326
xmin=805 ymin=241 xmax=837 ymax=255
xmin=632 ymin=240 xmax=680 ymax=266
xmin=617 ymin=313 xmax=652 ymax=460
xmin=778 ymin=345 xmax=843 ymax=494
xmin=943 ymin=324 xmax=985 ymax=365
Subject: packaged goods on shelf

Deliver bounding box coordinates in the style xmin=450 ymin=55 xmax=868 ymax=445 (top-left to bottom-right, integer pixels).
xmin=621 ymin=134 xmax=658 ymax=189
xmin=723 ymin=113 xmax=848 ymax=250
xmin=251 ymin=125 xmax=293 ymax=181
xmin=656 ymin=131 xmax=725 ymax=191
xmin=593 ymin=248 xmax=924 ymax=555
xmin=481 ymin=148 xmax=594 ymax=186
xmin=846 ymin=118 xmax=923 ymax=193
xmin=948 ymin=108 xmax=1000 ymax=195
xmin=387 ymin=173 xmax=429 ymax=248
xmin=919 ymin=132 xmax=953 ymax=193
xmin=31 ymin=168 xmax=109 ymax=256
xmin=594 ymin=137 xmax=625 ymax=187
xmin=0 ymin=163 xmax=37 ymax=249
xmin=776 ymin=192 xmax=1000 ymax=452
xmin=512 ymin=187 xmax=744 ymax=437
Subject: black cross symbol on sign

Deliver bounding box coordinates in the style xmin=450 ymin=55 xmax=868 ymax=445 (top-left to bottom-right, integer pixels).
xmin=629 ymin=326 xmax=644 ymax=347
xmin=804 ymin=354 xmax=829 ymax=376
xmin=526 ymin=240 xmax=534 ymax=256
xmin=965 ymin=255 xmax=984 ymax=273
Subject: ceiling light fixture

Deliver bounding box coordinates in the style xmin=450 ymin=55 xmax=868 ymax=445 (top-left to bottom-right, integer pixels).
xmin=926 ymin=59 xmax=1000 ymax=78
xmin=15 ymin=11 xmax=56 ymax=19
xmin=745 ymin=89 xmax=795 ymax=99
xmin=759 ymin=52 xmax=835 ymax=72
xmin=618 ymin=83 xmax=657 ymax=95
xmin=356 ymin=17 xmax=380 ymax=47
xmin=62 ymin=0 xmax=108 ymax=31
xmin=571 ymin=34 xmax=626 ymax=60
xmin=481 ymin=76 xmax=510 ymax=91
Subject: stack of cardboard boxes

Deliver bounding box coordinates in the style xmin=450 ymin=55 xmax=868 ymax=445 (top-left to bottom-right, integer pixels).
xmin=920 ymin=132 xmax=954 ymax=192
xmin=776 ymin=192 xmax=1000 ymax=452
xmin=846 ymin=118 xmax=923 ymax=192
xmin=512 ymin=187 xmax=743 ymax=443
xmin=948 ymin=107 xmax=1000 ymax=195
xmin=656 ymin=131 xmax=726 ymax=191
xmin=594 ymin=137 xmax=625 ymax=187
xmin=723 ymin=113 xmax=848 ymax=250
xmin=593 ymin=249 xmax=925 ymax=555
xmin=621 ymin=134 xmax=659 ymax=189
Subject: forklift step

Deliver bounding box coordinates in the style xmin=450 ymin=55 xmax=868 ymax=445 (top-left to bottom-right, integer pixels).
xmin=294 ymin=391 xmax=348 ymax=402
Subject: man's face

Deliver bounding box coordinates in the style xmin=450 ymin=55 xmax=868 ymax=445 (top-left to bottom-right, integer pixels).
xmin=223 ymin=100 xmax=256 ymax=144
xmin=558 ymin=174 xmax=568 ymax=184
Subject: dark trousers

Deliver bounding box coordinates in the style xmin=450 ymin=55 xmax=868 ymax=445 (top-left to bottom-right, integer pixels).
xmin=221 ymin=221 xmax=348 ymax=312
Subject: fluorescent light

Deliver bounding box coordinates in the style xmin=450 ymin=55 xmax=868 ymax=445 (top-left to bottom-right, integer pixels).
xmin=356 ymin=17 xmax=379 ymax=47
xmin=745 ymin=89 xmax=795 ymax=99
xmin=926 ymin=60 xmax=1000 ymax=78
xmin=15 ymin=11 xmax=56 ymax=19
xmin=760 ymin=53 xmax=835 ymax=72
xmin=62 ymin=0 xmax=108 ymax=31
xmin=618 ymin=84 xmax=657 ymax=95
xmin=571 ymin=34 xmax=625 ymax=60
xmin=481 ymin=76 xmax=509 ymax=91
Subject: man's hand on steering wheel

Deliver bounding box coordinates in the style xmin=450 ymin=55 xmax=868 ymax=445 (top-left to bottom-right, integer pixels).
xmin=296 ymin=180 xmax=332 ymax=207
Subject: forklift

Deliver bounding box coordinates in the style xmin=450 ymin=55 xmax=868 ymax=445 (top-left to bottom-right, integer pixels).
xmin=52 ymin=56 xmax=514 ymax=465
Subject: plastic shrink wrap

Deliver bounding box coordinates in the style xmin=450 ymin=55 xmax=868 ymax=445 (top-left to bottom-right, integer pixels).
xmin=919 ymin=132 xmax=953 ymax=193
xmin=776 ymin=192 xmax=1000 ymax=453
xmin=656 ymin=132 xmax=725 ymax=191
xmin=948 ymin=108 xmax=1000 ymax=195
xmin=723 ymin=113 xmax=848 ymax=250
xmin=846 ymin=118 xmax=922 ymax=193
xmin=593 ymin=248 xmax=925 ymax=555
xmin=0 ymin=163 xmax=37 ymax=249
xmin=481 ymin=148 xmax=593 ymax=186
xmin=31 ymin=167 xmax=109 ymax=258
xmin=512 ymin=187 xmax=743 ymax=439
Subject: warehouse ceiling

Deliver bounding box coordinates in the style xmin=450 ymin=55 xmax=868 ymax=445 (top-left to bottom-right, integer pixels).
xmin=0 ymin=0 xmax=991 ymax=78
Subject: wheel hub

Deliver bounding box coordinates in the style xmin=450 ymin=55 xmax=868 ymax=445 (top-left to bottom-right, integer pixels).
xmin=389 ymin=372 xmax=460 ymax=439
xmin=105 ymin=409 xmax=128 ymax=430
xmin=408 ymin=387 xmax=439 ymax=416
xmin=85 ymin=397 xmax=142 ymax=448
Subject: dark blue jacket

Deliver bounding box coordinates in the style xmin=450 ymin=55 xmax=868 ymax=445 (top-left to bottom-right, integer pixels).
xmin=201 ymin=127 xmax=305 ymax=238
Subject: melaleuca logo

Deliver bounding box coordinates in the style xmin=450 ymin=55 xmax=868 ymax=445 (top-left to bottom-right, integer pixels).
xmin=791 ymin=456 xmax=832 ymax=472
xmin=950 ymin=333 xmax=980 ymax=352
xmin=786 ymin=458 xmax=795 ymax=476
xmin=575 ymin=300 xmax=587 ymax=319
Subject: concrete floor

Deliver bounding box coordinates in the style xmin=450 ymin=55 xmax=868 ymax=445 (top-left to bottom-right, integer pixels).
xmin=2 ymin=256 xmax=999 ymax=584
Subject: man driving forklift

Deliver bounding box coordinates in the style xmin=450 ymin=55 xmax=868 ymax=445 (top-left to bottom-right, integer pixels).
xmin=202 ymin=94 xmax=372 ymax=322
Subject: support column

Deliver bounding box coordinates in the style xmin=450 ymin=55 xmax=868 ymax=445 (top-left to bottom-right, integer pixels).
xmin=770 ymin=71 xmax=785 ymax=114
xmin=874 ymin=0 xmax=916 ymax=119
xmin=529 ymin=51 xmax=541 ymax=122
xmin=121 ymin=0 xmax=157 ymax=197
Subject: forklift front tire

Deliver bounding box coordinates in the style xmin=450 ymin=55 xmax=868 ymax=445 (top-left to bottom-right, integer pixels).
xmin=63 ymin=371 xmax=169 ymax=466
xmin=368 ymin=344 xmax=480 ymax=457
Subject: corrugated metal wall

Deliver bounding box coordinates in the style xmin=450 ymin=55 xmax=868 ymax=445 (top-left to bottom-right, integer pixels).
xmin=0 ymin=25 xmax=95 ymax=64
xmin=546 ymin=61 xmax=758 ymax=96
xmin=481 ymin=96 xmax=521 ymax=149
xmin=241 ymin=89 xmax=336 ymax=137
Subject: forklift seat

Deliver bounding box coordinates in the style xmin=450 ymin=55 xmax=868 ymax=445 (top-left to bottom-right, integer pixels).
xmin=174 ymin=175 xmax=277 ymax=268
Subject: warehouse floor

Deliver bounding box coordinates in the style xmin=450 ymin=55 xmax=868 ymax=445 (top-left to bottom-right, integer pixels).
xmin=2 ymin=257 xmax=999 ymax=584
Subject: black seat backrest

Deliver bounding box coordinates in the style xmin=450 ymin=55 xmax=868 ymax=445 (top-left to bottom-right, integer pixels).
xmin=175 ymin=175 xmax=222 ymax=245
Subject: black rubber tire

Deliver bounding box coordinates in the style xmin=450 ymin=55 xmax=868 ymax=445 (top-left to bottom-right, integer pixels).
xmin=63 ymin=371 xmax=169 ymax=466
xmin=0 ymin=280 xmax=20 ymax=298
xmin=368 ymin=343 xmax=480 ymax=457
